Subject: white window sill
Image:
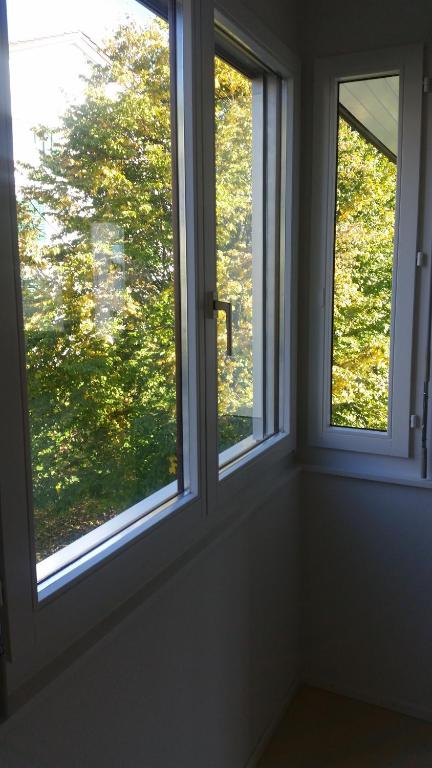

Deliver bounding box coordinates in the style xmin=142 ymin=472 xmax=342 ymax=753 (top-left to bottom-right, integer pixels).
xmin=302 ymin=463 xmax=432 ymax=491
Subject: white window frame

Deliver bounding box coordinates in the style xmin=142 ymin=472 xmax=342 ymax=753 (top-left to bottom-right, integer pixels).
xmin=308 ymin=45 xmax=423 ymax=457
xmin=31 ymin=0 xmax=200 ymax=598
xmin=0 ymin=0 xmax=207 ymax=702
xmin=203 ymin=3 xmax=300 ymax=516
xmin=0 ymin=0 xmax=299 ymax=711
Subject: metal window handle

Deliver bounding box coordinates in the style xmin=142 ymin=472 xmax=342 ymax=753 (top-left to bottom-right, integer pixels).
xmin=212 ymin=293 xmax=233 ymax=357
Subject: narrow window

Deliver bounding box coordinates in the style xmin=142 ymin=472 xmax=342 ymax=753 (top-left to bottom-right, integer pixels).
xmin=214 ymin=52 xmax=282 ymax=467
xmin=7 ymin=0 xmax=184 ymax=577
xmin=330 ymin=76 xmax=399 ymax=431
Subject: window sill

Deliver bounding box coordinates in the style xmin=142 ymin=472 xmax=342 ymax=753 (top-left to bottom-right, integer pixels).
xmin=301 ymin=463 xmax=431 ymax=491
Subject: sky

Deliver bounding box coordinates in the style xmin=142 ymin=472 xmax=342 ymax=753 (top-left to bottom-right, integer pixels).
xmin=7 ymin=0 xmax=153 ymax=45
xmin=8 ymin=0 xmax=156 ymax=172
xmin=8 ymin=0 xmax=158 ymax=314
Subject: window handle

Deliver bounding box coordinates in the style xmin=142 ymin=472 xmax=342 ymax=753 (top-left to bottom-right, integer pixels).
xmin=212 ymin=292 xmax=233 ymax=357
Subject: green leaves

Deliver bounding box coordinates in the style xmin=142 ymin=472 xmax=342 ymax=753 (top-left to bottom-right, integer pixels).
xmin=215 ymin=58 xmax=254 ymax=437
xmin=18 ymin=28 xmax=266 ymax=560
xmin=331 ymin=117 xmax=397 ymax=431
xmin=18 ymin=18 xmax=178 ymax=560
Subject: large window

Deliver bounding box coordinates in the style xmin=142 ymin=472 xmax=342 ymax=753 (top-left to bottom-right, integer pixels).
xmin=214 ymin=47 xmax=283 ymax=468
xmin=0 ymin=0 xmax=297 ymax=700
xmin=7 ymin=0 xmax=186 ymax=580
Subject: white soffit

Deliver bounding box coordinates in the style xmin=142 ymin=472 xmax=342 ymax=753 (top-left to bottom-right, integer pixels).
xmin=339 ymin=76 xmax=399 ymax=158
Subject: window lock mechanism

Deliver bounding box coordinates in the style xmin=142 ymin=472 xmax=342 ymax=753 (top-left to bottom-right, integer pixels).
xmin=210 ymin=292 xmax=233 ymax=357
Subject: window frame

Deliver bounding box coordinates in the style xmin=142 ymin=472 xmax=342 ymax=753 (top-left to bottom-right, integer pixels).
xmin=204 ymin=6 xmax=299 ymax=516
xmin=308 ymin=45 xmax=423 ymax=457
xmin=28 ymin=0 xmax=196 ymax=597
xmin=0 ymin=0 xmax=299 ymax=712
xmin=18 ymin=0 xmax=197 ymax=591
xmin=0 ymin=0 xmax=206 ymax=702
xmin=213 ymin=54 xmax=276 ymax=464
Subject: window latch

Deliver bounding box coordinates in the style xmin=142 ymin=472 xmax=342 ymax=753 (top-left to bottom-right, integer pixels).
xmin=416 ymin=251 xmax=426 ymax=268
xmin=210 ymin=292 xmax=233 ymax=357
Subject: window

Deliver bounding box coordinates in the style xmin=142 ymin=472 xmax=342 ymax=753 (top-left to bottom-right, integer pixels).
xmin=331 ymin=76 xmax=399 ymax=432
xmin=214 ymin=41 xmax=285 ymax=470
xmin=6 ymin=0 xmax=192 ymax=589
xmin=0 ymin=0 xmax=298 ymax=703
xmin=309 ymin=46 xmax=422 ymax=457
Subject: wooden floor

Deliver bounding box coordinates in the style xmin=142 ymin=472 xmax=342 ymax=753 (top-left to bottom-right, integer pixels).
xmin=258 ymin=687 xmax=432 ymax=767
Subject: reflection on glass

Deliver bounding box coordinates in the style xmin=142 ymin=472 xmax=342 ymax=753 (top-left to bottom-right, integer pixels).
xmin=215 ymin=56 xmax=262 ymax=464
xmin=331 ymin=76 xmax=399 ymax=431
xmin=8 ymin=0 xmax=179 ymax=561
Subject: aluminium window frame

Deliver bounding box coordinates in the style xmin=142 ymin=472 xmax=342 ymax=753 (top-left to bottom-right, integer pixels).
xmin=308 ymin=45 xmax=423 ymax=457
xmin=0 ymin=0 xmax=206 ymax=708
xmin=213 ymin=55 xmax=273 ymax=463
xmin=33 ymin=0 xmax=194 ymax=597
xmin=203 ymin=4 xmax=299 ymax=517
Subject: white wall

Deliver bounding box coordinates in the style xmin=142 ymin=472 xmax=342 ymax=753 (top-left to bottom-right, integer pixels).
xmin=0 ymin=472 xmax=300 ymax=768
xmin=301 ymin=471 xmax=432 ymax=720
xmin=297 ymin=0 xmax=432 ymax=723
xmin=244 ymin=0 xmax=298 ymax=52
xmin=300 ymin=0 xmax=430 ymax=56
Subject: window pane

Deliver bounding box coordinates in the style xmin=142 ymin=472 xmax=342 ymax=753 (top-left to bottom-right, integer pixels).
xmin=8 ymin=0 xmax=181 ymax=562
xmin=331 ymin=76 xmax=399 ymax=431
xmin=215 ymin=56 xmax=263 ymax=464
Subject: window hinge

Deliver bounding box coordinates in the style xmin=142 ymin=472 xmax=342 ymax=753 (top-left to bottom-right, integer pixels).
xmin=423 ymin=77 xmax=432 ymax=93
xmin=416 ymin=251 xmax=427 ymax=267
xmin=410 ymin=414 xmax=420 ymax=429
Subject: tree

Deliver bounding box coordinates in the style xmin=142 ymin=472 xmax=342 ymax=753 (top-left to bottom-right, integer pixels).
xmin=17 ymin=22 xmax=255 ymax=559
xmin=19 ymin=20 xmax=178 ymax=559
xmin=215 ymin=57 xmax=254 ymax=450
xmin=17 ymin=19 xmax=394 ymax=561
xmin=331 ymin=117 xmax=397 ymax=431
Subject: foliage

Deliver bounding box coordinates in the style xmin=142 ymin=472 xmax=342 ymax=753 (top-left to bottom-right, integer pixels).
xmin=331 ymin=117 xmax=397 ymax=431
xmin=215 ymin=57 xmax=254 ymax=449
xmin=19 ymin=20 xmax=178 ymax=559
xmin=17 ymin=24 xmax=256 ymax=560
xmin=16 ymin=21 xmax=396 ymax=561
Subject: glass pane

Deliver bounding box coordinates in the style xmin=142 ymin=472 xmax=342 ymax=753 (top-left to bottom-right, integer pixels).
xmin=331 ymin=76 xmax=399 ymax=431
xmin=215 ymin=56 xmax=263 ymax=464
xmin=8 ymin=0 xmax=181 ymax=562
